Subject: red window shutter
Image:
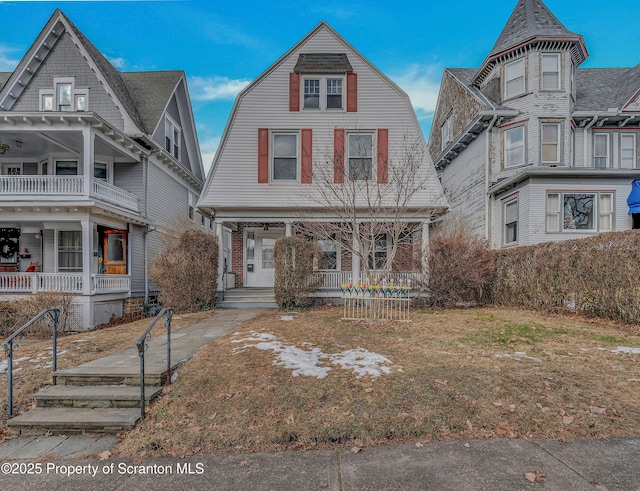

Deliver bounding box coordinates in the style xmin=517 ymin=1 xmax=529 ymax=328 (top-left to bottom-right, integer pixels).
xmin=258 ymin=128 xmax=269 ymax=183
xmin=346 ymin=73 xmax=357 ymax=112
xmin=301 ymin=128 xmax=313 ymax=184
xmin=334 ymin=128 xmax=345 ymax=183
xmin=377 ymin=128 xmax=388 ymax=184
xmin=289 ymin=72 xmax=300 ymax=112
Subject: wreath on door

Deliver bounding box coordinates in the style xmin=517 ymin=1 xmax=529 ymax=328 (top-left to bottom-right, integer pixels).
xmin=0 ymin=237 xmax=18 ymax=259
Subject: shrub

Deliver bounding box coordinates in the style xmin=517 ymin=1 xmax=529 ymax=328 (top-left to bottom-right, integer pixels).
xmin=422 ymin=229 xmax=495 ymax=307
xmin=274 ymin=236 xmax=322 ymax=308
xmin=150 ymin=229 xmax=218 ymax=313
xmin=0 ymin=292 xmax=75 ymax=338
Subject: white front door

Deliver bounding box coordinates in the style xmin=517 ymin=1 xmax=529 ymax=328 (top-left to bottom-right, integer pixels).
xmin=245 ymin=229 xmax=284 ymax=287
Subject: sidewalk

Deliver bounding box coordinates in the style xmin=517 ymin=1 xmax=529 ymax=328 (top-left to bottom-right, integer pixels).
xmin=1 ymin=436 xmax=639 ymax=490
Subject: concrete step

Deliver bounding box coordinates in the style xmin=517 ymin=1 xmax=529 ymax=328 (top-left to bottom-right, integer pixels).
xmin=53 ymin=367 xmax=166 ymax=387
xmin=8 ymin=408 xmax=141 ymax=436
xmin=33 ymin=385 xmax=163 ymax=409
xmin=219 ymin=288 xmax=277 ymax=308
xmin=219 ymin=300 xmax=279 ymax=309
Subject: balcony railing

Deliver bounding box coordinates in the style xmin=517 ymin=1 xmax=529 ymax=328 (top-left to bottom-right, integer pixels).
xmin=0 ymin=176 xmax=139 ymax=213
xmin=0 ymin=273 xmax=130 ymax=294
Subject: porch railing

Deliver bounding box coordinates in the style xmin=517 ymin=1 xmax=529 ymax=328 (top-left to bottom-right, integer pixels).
xmin=313 ymin=270 xmax=419 ymax=290
xmin=0 ymin=176 xmax=139 ymax=213
xmin=0 ymin=273 xmax=83 ymax=293
xmin=92 ymin=274 xmax=130 ymax=293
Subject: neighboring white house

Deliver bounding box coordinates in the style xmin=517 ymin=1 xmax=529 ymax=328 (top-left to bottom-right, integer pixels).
xmin=428 ymin=0 xmax=640 ymax=248
xmin=0 ymin=10 xmax=211 ymax=329
xmin=198 ymin=21 xmax=447 ymax=296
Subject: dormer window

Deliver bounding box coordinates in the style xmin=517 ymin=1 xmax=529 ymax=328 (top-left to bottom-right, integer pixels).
xmin=504 ymin=58 xmax=525 ymax=99
xmin=292 ymin=53 xmax=354 ymax=112
xmin=40 ymin=77 xmax=88 ymax=112
xmin=303 ymin=76 xmax=344 ymax=110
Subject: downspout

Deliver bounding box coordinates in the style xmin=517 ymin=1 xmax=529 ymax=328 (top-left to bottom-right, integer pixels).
xmin=484 ymin=115 xmax=498 ymax=243
xmin=582 ymin=116 xmax=599 ymax=168
xmin=143 ymin=154 xmax=150 ymax=306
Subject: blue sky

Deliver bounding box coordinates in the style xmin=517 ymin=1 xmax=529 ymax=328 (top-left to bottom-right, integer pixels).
xmin=0 ymin=0 xmax=639 ymax=174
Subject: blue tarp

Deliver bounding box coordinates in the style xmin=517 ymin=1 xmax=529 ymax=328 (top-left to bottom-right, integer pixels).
xmin=628 ymin=179 xmax=640 ymax=214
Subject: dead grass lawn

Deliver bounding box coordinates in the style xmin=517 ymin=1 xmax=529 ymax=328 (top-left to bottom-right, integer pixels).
xmin=114 ymin=307 xmax=640 ymax=457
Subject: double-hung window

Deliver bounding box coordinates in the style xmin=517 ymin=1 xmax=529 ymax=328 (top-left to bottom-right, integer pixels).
xmin=348 ymin=133 xmax=373 ymax=180
xmin=272 ymin=133 xmax=298 ymax=181
xmin=541 ymin=54 xmax=561 ymax=90
xmin=541 ymin=123 xmax=561 ymax=164
xmin=504 ymin=58 xmax=525 ymax=99
xmin=318 ymin=238 xmax=338 ymax=270
xmin=165 ymin=117 xmax=181 ymax=160
xmin=366 ymin=234 xmax=387 ymax=270
xmin=504 ymin=199 xmax=518 ymax=246
xmin=303 ymin=77 xmax=344 ymax=110
xmin=546 ymin=192 xmax=613 ymax=232
xmin=504 ymin=126 xmax=525 ymax=168
xmin=621 ymin=134 xmax=636 ymax=168
xmin=58 ymin=231 xmax=82 ymax=272
xmin=593 ymin=134 xmax=609 ymax=168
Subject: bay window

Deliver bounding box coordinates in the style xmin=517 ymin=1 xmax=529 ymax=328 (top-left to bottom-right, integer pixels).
xmin=621 ymin=134 xmax=636 ymax=168
xmin=593 ymin=134 xmax=609 ymax=168
xmin=504 ymin=126 xmax=525 ymax=168
xmin=504 ymin=199 xmax=518 ymax=246
xmin=546 ymin=192 xmax=613 ymax=232
xmin=505 ymin=58 xmax=525 ymax=99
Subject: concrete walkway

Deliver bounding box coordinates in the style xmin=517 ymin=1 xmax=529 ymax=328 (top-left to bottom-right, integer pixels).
xmin=0 ymin=308 xmax=273 ymax=458
xmin=1 ymin=436 xmax=639 ymax=490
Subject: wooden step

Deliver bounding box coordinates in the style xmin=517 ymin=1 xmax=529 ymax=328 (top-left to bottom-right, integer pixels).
xmin=33 ymin=385 xmax=163 ymax=409
xmin=8 ymin=408 xmax=141 ymax=436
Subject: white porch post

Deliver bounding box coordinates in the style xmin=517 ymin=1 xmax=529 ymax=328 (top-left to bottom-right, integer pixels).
xmin=216 ymin=220 xmax=225 ymax=292
xmin=421 ymin=220 xmax=430 ymax=278
xmin=82 ymin=128 xmax=94 ymax=196
xmin=285 ymin=221 xmax=292 ymax=236
xmin=352 ymin=222 xmax=360 ymax=284
xmin=81 ymin=219 xmax=93 ymax=296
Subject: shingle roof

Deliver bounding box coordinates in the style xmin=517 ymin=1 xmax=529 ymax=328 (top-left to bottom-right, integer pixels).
xmin=121 ymin=71 xmax=183 ymax=135
xmin=575 ymin=66 xmax=640 ymax=111
xmin=447 ymin=68 xmax=512 ymax=111
xmin=293 ymin=53 xmax=353 ymax=73
xmin=489 ymin=0 xmax=580 ymax=57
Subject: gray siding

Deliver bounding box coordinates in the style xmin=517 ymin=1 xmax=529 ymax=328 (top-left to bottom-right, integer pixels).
xmin=129 ymin=225 xmax=145 ymax=295
xmin=113 ymin=162 xmax=146 ymax=215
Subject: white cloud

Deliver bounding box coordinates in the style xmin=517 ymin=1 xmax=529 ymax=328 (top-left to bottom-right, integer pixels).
xmin=199 ymin=135 xmax=221 ymax=176
xmin=389 ymin=64 xmax=443 ymax=121
xmin=108 ymin=56 xmax=126 ymax=69
xmin=0 ymin=45 xmax=20 ymax=72
xmin=189 ymin=76 xmax=250 ymax=102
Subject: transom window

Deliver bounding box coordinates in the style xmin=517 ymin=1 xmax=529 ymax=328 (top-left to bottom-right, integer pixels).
xmin=593 ymin=134 xmax=609 ymax=168
xmin=504 ymin=199 xmax=518 ymax=246
xmin=546 ymin=192 xmax=613 ymax=232
xmin=504 ymin=58 xmax=525 ymax=99
xmin=165 ymin=117 xmax=181 ymax=160
xmin=40 ymin=78 xmax=87 ymax=112
xmin=541 ymin=53 xmax=561 ymax=90
xmin=348 ymin=133 xmax=373 ymax=180
xmin=504 ymin=126 xmax=525 ymax=168
xmin=541 ymin=123 xmax=561 ymax=164
xmin=303 ymin=77 xmax=344 ymax=110
xmin=272 ymin=133 xmax=298 ymax=181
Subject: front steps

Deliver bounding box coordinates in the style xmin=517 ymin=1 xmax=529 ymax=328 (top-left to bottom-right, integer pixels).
xmin=218 ymin=288 xmax=278 ymax=309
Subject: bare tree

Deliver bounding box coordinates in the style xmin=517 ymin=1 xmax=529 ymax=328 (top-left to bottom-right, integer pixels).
xmin=295 ymin=130 xmax=446 ymax=282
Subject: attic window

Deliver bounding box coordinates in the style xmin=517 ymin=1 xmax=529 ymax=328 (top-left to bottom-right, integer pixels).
xmin=165 ymin=116 xmax=181 ymax=160
xmin=40 ymin=78 xmax=88 ymax=112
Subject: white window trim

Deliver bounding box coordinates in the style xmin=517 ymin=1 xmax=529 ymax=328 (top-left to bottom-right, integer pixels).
xmin=504 ymin=58 xmax=525 ymax=100
xmin=188 ymin=192 xmax=196 ymax=221
xmin=545 ymin=192 xmax=614 ymax=233
xmin=347 ymin=131 xmax=375 ymax=181
xmin=593 ymin=133 xmax=610 ymax=168
xmin=39 ymin=77 xmax=88 ymax=112
xmin=621 ymin=133 xmax=637 ymax=168
xmin=503 ymin=198 xmax=519 ymax=246
xmin=441 ymin=114 xmax=453 ymax=151
xmin=541 ymin=53 xmax=561 ymax=91
xmin=271 ymin=131 xmax=299 ymax=182
xmin=165 ymin=115 xmax=182 ymax=161
xmin=302 ymin=75 xmax=345 ymax=111
xmin=504 ymin=125 xmax=525 ymax=168
xmin=541 ymin=122 xmax=562 ymax=165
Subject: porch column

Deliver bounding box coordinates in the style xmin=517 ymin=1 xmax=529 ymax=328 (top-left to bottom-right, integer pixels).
xmin=285 ymin=221 xmax=292 ymax=237
xmin=352 ymin=222 xmax=360 ymax=284
xmin=82 ymin=128 xmax=94 ymax=196
xmin=81 ymin=219 xmax=93 ymax=295
xmin=216 ymin=220 xmax=225 ymax=292
xmin=421 ymin=220 xmax=430 ymax=278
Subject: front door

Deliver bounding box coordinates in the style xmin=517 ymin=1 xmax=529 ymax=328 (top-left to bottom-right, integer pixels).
xmin=245 ymin=229 xmax=283 ymax=287
xmin=103 ymin=230 xmax=127 ymax=274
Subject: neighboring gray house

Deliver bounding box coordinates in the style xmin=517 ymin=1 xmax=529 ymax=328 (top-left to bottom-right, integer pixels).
xmin=0 ymin=10 xmax=210 ymax=329
xmin=428 ymin=0 xmax=640 ymax=248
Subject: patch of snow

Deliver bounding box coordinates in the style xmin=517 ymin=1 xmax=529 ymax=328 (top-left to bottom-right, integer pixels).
xmin=231 ymin=331 xmax=399 ymax=379
xmin=170 ymin=371 xmax=178 ymax=383
xmin=612 ymin=346 xmax=640 ymax=355
xmin=280 ymin=315 xmax=295 ymax=321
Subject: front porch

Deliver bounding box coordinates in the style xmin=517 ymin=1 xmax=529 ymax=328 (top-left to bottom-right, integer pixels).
xmin=0 ymin=273 xmax=130 ymax=294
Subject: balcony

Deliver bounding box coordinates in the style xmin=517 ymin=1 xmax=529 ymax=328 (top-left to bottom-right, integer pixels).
xmin=0 ymin=176 xmax=139 ymax=213
xmin=0 ymin=273 xmax=130 ymax=294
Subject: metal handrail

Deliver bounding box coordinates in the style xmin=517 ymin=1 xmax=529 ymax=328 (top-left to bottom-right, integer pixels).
xmin=2 ymin=308 xmax=60 ymax=417
xmin=135 ymin=308 xmax=172 ymax=418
